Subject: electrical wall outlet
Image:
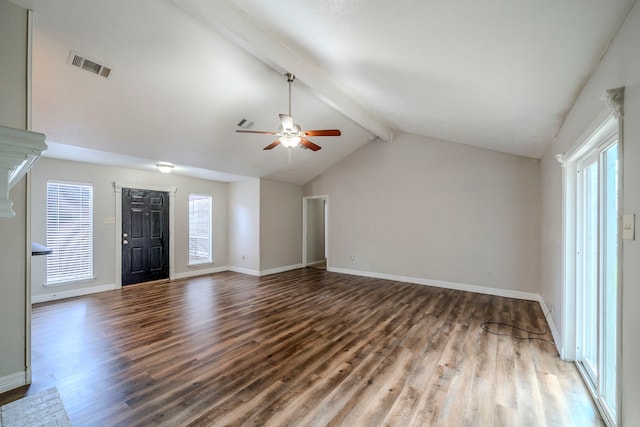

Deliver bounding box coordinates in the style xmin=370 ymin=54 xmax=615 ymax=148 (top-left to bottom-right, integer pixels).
xmin=622 ymin=214 xmax=635 ymax=240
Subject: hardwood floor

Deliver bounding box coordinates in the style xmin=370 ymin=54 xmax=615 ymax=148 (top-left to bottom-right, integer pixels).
xmin=1 ymin=269 xmax=602 ymax=426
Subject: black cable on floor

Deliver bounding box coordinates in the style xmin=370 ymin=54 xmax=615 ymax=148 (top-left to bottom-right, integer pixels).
xmin=480 ymin=320 xmax=555 ymax=345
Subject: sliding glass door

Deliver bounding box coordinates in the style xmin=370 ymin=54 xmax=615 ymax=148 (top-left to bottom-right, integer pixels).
xmin=576 ymin=138 xmax=618 ymax=424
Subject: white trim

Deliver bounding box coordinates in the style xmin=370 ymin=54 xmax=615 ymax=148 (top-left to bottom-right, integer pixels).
xmin=26 ymin=9 xmax=33 ymax=130
xmin=560 ymin=91 xmax=623 ymax=426
xmin=114 ymin=182 xmax=177 ymax=288
xmin=328 ymin=267 xmax=540 ymax=301
xmin=261 ymin=263 xmax=302 ymax=276
xmin=0 ymin=372 xmax=28 ymax=394
xmin=560 ymin=109 xmax=620 ymax=362
xmin=561 ymin=152 xmax=578 ymax=361
xmin=302 ymin=195 xmax=329 ymax=268
xmin=24 ymin=10 xmax=35 ymax=387
xmin=188 ymin=192 xmax=213 ymax=265
xmin=175 ymin=266 xmax=228 ymax=279
xmin=31 ymin=283 xmax=118 ymax=304
xmin=538 ymin=296 xmax=563 ymax=357
xmin=307 ymin=260 xmax=326 ymax=268
xmin=45 ymin=277 xmax=96 ymax=287
xmin=228 ymin=266 xmax=260 ymax=276
xmin=229 ymin=265 xmax=304 ymax=277
xmin=558 ymin=109 xmax=618 ymax=165
xmin=25 ymin=172 xmax=32 ymax=386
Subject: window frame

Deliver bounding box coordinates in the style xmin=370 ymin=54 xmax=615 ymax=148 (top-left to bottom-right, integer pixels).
xmin=188 ymin=193 xmax=213 ymax=265
xmin=45 ymin=180 xmax=94 ymax=286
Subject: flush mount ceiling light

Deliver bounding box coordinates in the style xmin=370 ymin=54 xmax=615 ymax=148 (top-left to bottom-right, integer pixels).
xmin=156 ymin=162 xmax=174 ymax=173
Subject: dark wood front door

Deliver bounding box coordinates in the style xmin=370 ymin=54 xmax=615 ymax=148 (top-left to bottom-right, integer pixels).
xmin=122 ymin=188 xmax=169 ymax=285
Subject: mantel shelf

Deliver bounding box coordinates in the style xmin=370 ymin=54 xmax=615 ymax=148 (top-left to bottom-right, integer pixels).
xmin=0 ymin=125 xmax=47 ymax=218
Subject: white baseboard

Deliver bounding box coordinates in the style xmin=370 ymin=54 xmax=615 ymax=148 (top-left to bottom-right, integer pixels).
xmin=175 ymin=265 xmax=228 ymax=279
xmin=30 ymin=265 xmax=302 ymax=303
xmin=228 ymin=266 xmax=261 ymax=276
xmin=0 ymin=371 xmax=28 ymax=394
xmin=227 ymin=264 xmax=303 ymax=276
xmin=537 ymin=296 xmax=563 ymax=356
xmin=328 ymin=267 xmax=540 ymax=301
xmin=261 ymin=264 xmax=303 ymax=276
xmin=32 ymin=283 xmax=118 ymax=304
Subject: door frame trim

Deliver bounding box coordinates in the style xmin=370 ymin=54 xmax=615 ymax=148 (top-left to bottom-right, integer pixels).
xmin=556 ymin=93 xmax=623 ymax=427
xmin=302 ymin=195 xmax=328 ymax=268
xmin=114 ymin=182 xmax=177 ymax=288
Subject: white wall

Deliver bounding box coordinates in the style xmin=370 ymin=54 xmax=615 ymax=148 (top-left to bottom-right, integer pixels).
xmin=259 ymin=179 xmax=302 ymax=272
xmin=29 ymin=161 xmax=304 ymax=298
xmin=0 ymin=0 xmax=27 ymax=130
xmin=0 ymin=180 xmax=28 ymax=391
xmin=0 ymin=0 xmax=29 ymax=392
xmin=228 ymin=178 xmax=260 ymax=274
xmin=29 ymin=158 xmax=229 ymax=301
xmin=540 ymin=1 xmax=640 ymax=423
xmin=304 ymin=131 xmax=541 ymax=296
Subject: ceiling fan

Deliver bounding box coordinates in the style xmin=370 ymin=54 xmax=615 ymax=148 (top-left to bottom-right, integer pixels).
xmin=236 ymin=73 xmax=341 ymax=151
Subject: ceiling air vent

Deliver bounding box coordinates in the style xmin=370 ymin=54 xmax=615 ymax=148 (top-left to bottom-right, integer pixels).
xmin=237 ymin=119 xmax=254 ymax=129
xmin=68 ymin=51 xmax=112 ymax=78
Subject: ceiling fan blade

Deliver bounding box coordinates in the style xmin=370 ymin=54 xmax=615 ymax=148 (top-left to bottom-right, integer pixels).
xmin=300 ymin=138 xmax=321 ymax=151
xmin=279 ymin=114 xmax=295 ymax=130
xmin=236 ymin=130 xmax=278 ymax=135
xmin=263 ymin=140 xmax=281 ymax=150
xmin=303 ymin=129 xmax=342 ymax=137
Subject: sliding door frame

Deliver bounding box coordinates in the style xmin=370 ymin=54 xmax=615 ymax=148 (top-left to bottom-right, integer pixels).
xmin=557 ymin=87 xmax=624 ymax=427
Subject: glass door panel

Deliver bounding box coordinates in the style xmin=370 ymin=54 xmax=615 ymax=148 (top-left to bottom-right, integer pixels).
xmin=576 ymin=139 xmax=618 ymax=425
xmin=601 ymin=143 xmax=618 ymax=414
xmin=582 ymin=160 xmax=599 ymax=383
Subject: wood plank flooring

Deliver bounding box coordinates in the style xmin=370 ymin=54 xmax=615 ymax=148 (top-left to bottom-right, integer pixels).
xmin=1 ymin=269 xmax=602 ymax=426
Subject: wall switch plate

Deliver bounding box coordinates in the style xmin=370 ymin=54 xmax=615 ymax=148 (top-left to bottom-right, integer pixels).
xmin=622 ymin=214 xmax=635 ymax=240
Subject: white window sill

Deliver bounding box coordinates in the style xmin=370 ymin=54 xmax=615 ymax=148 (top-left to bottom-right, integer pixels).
xmin=187 ymin=261 xmax=215 ymax=268
xmin=45 ymin=276 xmax=96 ymax=287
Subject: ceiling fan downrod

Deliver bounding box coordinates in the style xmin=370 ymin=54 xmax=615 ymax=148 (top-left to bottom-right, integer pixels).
xmin=285 ymin=73 xmax=295 ymax=116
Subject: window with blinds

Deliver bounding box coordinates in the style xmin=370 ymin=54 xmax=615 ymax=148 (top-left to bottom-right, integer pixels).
xmin=188 ymin=194 xmax=212 ymax=265
xmin=46 ymin=181 xmax=94 ymax=284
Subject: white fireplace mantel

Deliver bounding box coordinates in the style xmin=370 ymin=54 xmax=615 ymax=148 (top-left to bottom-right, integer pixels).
xmin=0 ymin=125 xmax=47 ymax=218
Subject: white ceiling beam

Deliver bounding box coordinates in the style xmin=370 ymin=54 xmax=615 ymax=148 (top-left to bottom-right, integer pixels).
xmin=172 ymin=0 xmax=395 ymax=143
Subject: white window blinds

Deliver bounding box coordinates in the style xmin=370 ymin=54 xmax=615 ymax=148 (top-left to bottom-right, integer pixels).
xmin=189 ymin=194 xmax=212 ymax=264
xmin=46 ymin=181 xmax=93 ymax=284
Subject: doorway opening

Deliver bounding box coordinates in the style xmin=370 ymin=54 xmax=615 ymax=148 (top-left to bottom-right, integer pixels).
xmin=121 ymin=188 xmax=170 ymax=285
xmin=302 ymin=196 xmax=328 ymax=270
xmin=114 ymin=182 xmax=177 ymax=287
xmin=561 ymin=102 xmax=622 ymax=427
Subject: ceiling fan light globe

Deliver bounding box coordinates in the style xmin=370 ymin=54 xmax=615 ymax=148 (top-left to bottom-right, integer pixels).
xmin=280 ymin=135 xmax=301 ymax=148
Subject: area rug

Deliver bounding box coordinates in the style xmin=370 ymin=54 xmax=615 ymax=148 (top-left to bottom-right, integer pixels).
xmin=0 ymin=387 xmax=72 ymax=427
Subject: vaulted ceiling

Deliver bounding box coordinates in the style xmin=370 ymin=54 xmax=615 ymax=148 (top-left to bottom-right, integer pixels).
xmin=18 ymin=0 xmax=636 ymax=185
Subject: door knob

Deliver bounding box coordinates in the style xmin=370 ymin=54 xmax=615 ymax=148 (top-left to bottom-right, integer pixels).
xmin=122 ymin=239 xmax=129 ymax=245
xmin=123 ymin=232 xmax=128 ymax=238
